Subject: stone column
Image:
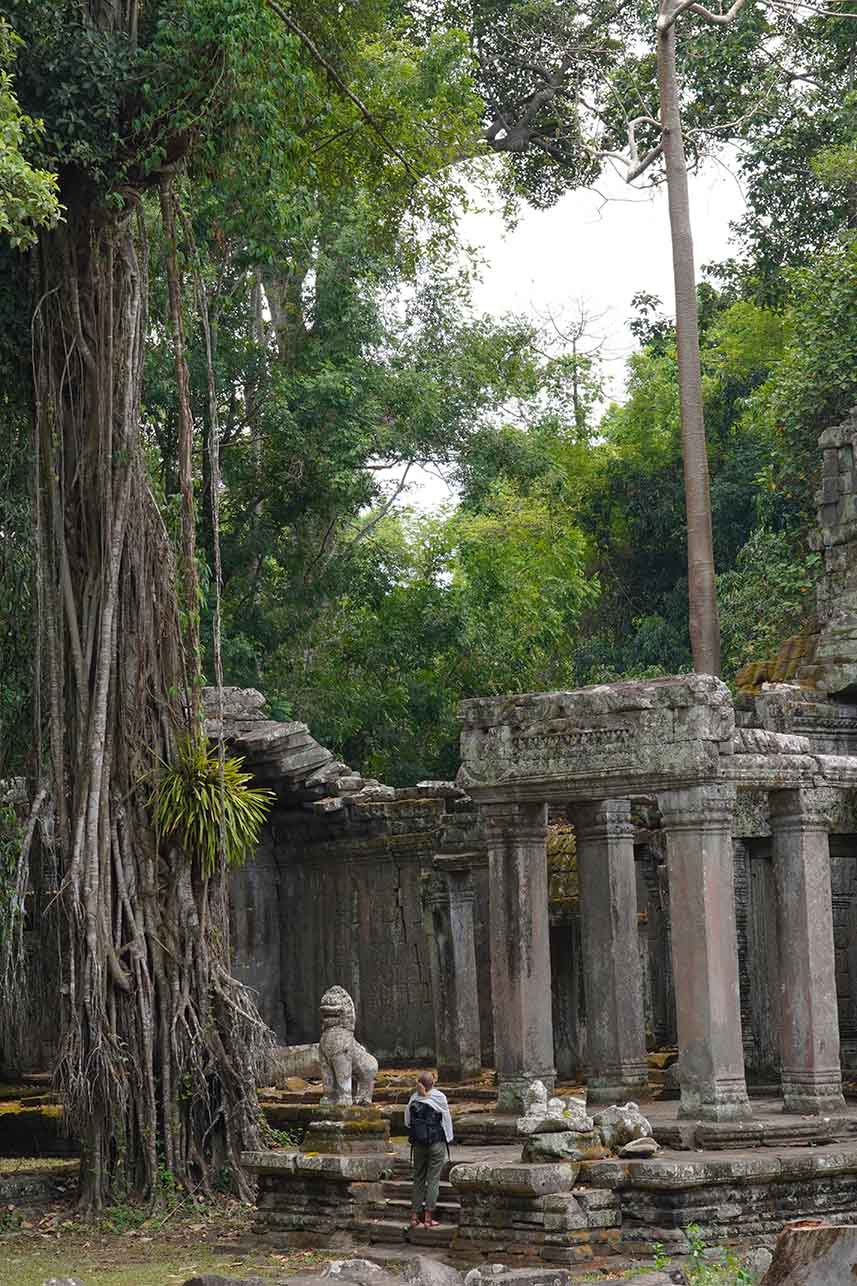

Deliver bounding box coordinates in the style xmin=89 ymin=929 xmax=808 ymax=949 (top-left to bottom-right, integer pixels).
xmin=658 ymin=784 xmax=751 ymax=1121
xmin=422 ymin=857 xmax=482 ymax=1082
xmin=573 ymin=799 xmax=648 ymax=1102
xmin=482 ymin=800 xmax=555 ymax=1111
xmin=769 ymin=789 xmax=845 ymax=1114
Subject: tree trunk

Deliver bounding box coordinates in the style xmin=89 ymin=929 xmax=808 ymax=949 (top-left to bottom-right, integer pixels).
xmin=33 ymin=198 xmax=267 ymax=1211
xmin=657 ymin=3 xmax=721 ymax=675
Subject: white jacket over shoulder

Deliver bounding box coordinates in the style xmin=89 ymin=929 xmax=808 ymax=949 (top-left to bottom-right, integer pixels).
xmin=404 ymin=1088 xmax=454 ymax=1142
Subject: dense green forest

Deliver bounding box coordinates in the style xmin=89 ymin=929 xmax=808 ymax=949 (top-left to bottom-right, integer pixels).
xmin=2 ymin=0 xmax=857 ymax=1206
xmin=2 ymin=0 xmax=856 ymax=792
xmin=3 ymin=2 xmax=856 ymax=788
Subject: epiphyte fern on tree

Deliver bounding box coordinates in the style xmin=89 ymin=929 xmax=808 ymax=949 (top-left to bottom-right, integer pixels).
xmin=153 ymin=734 xmax=274 ymax=878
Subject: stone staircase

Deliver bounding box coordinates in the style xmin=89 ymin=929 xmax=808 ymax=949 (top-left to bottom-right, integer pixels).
xmin=352 ymin=1161 xmax=460 ymax=1248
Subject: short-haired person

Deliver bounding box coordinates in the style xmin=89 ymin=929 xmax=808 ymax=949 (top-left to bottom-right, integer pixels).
xmin=404 ymin=1071 xmax=453 ymax=1228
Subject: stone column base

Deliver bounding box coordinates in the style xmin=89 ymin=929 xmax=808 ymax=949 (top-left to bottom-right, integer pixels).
xmin=782 ymin=1070 xmax=845 ymax=1116
xmin=497 ymin=1071 xmax=556 ymax=1114
xmin=586 ymin=1062 xmax=648 ymax=1104
xmin=302 ymin=1105 xmax=393 ymax=1154
xmin=677 ymin=1075 xmax=753 ymax=1123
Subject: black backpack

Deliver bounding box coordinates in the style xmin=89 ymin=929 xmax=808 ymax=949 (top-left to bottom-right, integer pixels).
xmin=408 ymin=1098 xmax=446 ymax=1146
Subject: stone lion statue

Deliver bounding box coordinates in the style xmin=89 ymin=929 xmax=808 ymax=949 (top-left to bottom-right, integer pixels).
xmin=318 ymin=984 xmax=378 ymax=1107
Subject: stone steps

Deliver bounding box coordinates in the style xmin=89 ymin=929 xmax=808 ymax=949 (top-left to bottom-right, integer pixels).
xmin=382 ymin=1198 xmax=460 ymax=1218
xmin=352 ymin=1216 xmax=456 ymax=1247
xmin=383 ymin=1177 xmax=457 ymax=1201
xmin=356 ymin=1172 xmax=461 ymax=1247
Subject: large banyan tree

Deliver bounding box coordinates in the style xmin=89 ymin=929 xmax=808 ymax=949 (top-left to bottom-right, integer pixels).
xmin=0 ymin=0 xmax=308 ymax=1210
xmin=2 ymin=0 xmax=479 ymax=1210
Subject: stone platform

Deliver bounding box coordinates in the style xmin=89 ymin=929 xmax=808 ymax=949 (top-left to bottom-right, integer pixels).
xmin=243 ymin=1100 xmax=857 ymax=1265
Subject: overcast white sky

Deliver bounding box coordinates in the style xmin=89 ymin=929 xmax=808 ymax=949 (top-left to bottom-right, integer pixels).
xmin=403 ymin=153 xmax=747 ymax=509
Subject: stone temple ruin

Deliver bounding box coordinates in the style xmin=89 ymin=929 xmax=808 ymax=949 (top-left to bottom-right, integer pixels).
xmin=14 ymin=411 xmax=857 ymax=1264
xmin=227 ymin=409 xmax=857 ymax=1259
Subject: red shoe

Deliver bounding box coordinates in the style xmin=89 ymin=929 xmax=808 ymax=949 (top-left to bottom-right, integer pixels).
xmin=423 ymin=1214 xmax=439 ymax=1228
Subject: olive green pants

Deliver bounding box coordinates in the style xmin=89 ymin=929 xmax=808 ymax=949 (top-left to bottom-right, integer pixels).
xmin=411 ymin=1140 xmax=446 ymax=1214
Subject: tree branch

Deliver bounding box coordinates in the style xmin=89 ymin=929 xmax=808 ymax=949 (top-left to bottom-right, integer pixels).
xmin=264 ymin=0 xmax=419 ymax=180
xmin=659 ymin=0 xmax=751 ymax=27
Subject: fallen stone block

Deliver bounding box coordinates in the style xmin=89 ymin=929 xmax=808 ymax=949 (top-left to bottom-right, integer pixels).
xmin=521 ymin=1131 xmax=606 ymax=1164
xmin=593 ymin=1103 xmax=652 ymax=1151
xmin=462 ymin=1268 xmax=571 ymax=1286
xmin=400 ymin=1254 xmax=464 ymax=1286
xmin=761 ymin=1221 xmax=857 ymax=1284
xmin=323 ymin=1259 xmax=401 ymax=1286
xmin=620 ymin=1136 xmax=661 ymax=1158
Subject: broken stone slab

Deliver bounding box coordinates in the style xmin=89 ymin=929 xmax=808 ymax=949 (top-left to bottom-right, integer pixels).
xmin=351 ymin=784 xmax=397 ymax=802
xmin=547 ymin=1096 xmax=592 ymax=1127
xmin=305 ymin=761 xmax=351 ymax=788
xmin=585 ymin=1276 xmax=680 ymax=1286
xmin=761 ymin=1221 xmax=857 ymax=1284
xmin=252 ymin=743 xmax=334 ymax=780
xmin=334 ymin=774 xmax=366 ymax=794
xmin=577 ymin=1158 xmax=629 ymax=1189
xmin=311 ymin=797 xmax=346 ymax=816
xmin=416 ymin=781 xmax=463 ymax=797
xmin=619 ymin=1136 xmax=661 ymax=1159
xmin=202 ymin=685 xmax=267 ymax=719
xmin=523 ymin=1080 xmax=549 ymax=1116
xmin=515 ymin=1100 xmax=592 ymax=1136
xmin=450 ymin=1161 xmax=579 ymax=1196
xmin=593 ymin=1102 xmax=652 ymax=1151
xmin=516 ymin=1115 xmax=573 ymax=1136
xmin=516 ymin=1085 xmax=593 ymax=1134
xmin=232 ymin=720 xmax=312 ymax=753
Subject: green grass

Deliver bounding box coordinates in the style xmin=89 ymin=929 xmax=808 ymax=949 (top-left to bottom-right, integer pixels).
xmin=0 ymin=1244 xmax=335 ymax=1286
xmin=0 ymin=1196 xmax=331 ymax=1286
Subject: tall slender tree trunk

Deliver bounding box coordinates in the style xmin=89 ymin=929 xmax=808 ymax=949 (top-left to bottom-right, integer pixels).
xmin=657 ymin=2 xmax=721 ymax=675
xmin=33 ymin=194 xmax=266 ymax=1212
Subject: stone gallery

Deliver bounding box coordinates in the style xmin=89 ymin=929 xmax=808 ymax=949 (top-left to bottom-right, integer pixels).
xmin=223 ymin=415 xmax=857 ymax=1116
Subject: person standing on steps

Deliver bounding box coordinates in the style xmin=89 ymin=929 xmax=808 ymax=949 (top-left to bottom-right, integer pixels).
xmin=405 ymin=1070 xmax=453 ymax=1229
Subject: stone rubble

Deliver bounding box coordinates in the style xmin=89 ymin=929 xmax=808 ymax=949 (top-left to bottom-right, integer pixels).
xmin=618 ymin=1136 xmax=660 ymax=1159
xmin=592 ymin=1103 xmax=653 ymax=1152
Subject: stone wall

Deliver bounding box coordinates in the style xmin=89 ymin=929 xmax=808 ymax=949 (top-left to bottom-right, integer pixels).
xmin=230 ymin=789 xmax=495 ymax=1066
